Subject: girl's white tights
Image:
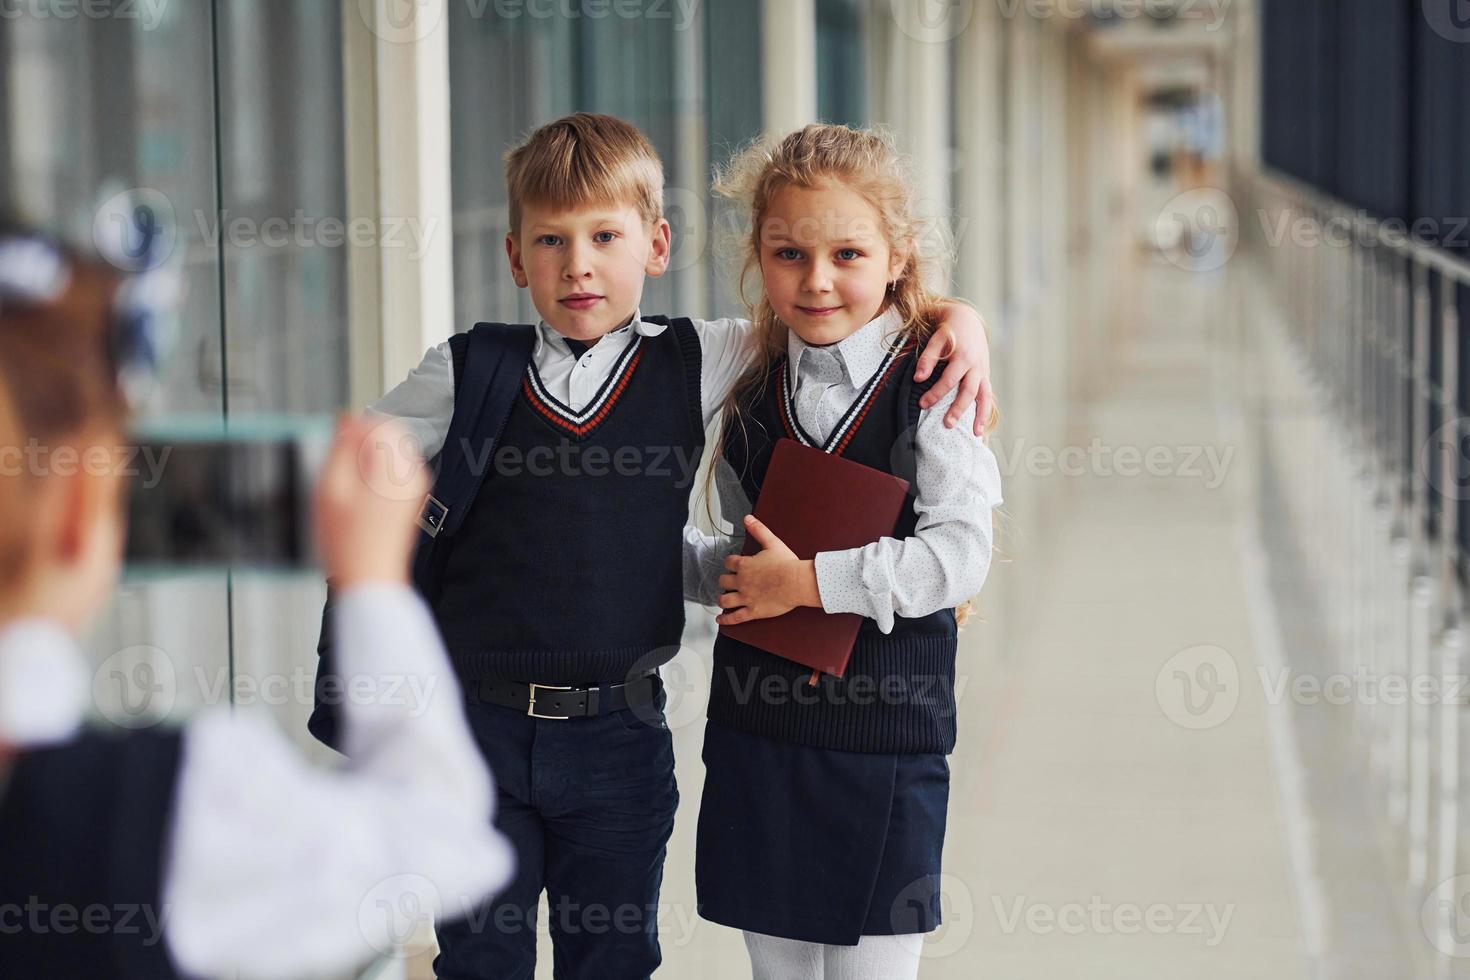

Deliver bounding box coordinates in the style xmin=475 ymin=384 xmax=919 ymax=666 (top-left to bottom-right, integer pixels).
xmin=742 ymin=930 xmax=925 ymax=980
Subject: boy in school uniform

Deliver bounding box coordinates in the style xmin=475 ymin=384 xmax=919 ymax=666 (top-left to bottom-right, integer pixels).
xmin=314 ymin=112 xmax=994 ymax=980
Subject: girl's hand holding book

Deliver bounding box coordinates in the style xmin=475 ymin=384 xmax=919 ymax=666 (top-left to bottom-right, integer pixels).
xmin=715 ymin=516 xmax=822 ymax=626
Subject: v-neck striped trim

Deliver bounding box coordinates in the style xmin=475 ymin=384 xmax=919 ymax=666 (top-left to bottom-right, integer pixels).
xmin=777 ymin=339 xmax=911 ymax=456
xmin=523 ymin=333 xmax=645 ymax=437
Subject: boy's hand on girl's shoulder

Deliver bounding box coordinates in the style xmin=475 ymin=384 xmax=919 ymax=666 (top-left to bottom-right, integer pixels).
xmin=715 ymin=516 xmax=821 ymax=626
xmin=314 ymin=414 xmax=430 ymax=591
xmin=915 ymin=301 xmax=996 ymax=437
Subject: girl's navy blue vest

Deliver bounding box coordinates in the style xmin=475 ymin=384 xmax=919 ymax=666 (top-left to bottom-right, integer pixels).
xmin=706 ymin=345 xmax=962 ymax=755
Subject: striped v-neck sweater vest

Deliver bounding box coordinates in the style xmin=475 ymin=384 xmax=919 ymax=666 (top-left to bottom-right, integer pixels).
xmin=706 ymin=347 xmax=962 ymax=755
xmin=433 ymin=320 xmax=704 ymax=684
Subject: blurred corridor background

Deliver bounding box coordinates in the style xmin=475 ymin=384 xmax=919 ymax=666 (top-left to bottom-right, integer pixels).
xmin=4 ymin=0 xmax=1470 ymax=976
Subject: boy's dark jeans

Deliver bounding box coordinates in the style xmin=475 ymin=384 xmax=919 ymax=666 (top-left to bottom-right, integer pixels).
xmin=433 ymin=681 xmax=678 ymax=980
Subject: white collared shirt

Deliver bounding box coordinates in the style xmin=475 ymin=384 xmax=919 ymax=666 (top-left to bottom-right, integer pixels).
xmin=0 ymin=585 xmax=514 ymax=979
xmin=684 ymin=308 xmax=1004 ymax=632
xmin=369 ymin=309 xmax=756 ymax=460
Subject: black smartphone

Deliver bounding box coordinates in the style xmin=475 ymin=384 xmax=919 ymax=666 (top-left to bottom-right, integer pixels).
xmin=122 ymin=418 xmax=331 ymax=574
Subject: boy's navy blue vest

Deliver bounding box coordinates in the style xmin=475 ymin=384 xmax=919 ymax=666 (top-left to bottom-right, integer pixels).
xmin=432 ymin=318 xmax=704 ymax=684
xmin=705 ymin=345 xmax=961 ymax=755
xmin=0 ymin=728 xmax=185 ymax=978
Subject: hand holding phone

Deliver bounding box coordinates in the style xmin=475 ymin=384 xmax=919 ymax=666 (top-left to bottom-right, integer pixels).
xmin=314 ymin=415 xmax=429 ymax=590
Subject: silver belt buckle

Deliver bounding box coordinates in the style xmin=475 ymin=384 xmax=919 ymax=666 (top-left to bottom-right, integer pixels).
xmin=527 ymin=683 xmax=574 ymax=720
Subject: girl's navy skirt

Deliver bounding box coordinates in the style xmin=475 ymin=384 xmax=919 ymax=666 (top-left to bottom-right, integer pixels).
xmin=694 ymin=718 xmax=950 ymax=946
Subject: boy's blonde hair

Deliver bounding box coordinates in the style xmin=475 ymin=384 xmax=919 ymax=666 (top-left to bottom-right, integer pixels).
xmin=710 ymin=123 xmax=1003 ymax=628
xmin=504 ymin=112 xmax=665 ymax=237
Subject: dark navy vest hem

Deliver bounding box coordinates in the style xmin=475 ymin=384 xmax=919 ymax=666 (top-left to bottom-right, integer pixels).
xmin=452 ymin=642 xmax=683 ymax=685
xmin=706 ymin=632 xmax=960 ymax=755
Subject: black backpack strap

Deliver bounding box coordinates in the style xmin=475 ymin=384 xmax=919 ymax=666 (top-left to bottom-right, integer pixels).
xmin=448 ymin=330 xmax=471 ymax=395
xmin=642 ymin=314 xmax=705 ymax=442
xmin=411 ymin=322 xmax=537 ymax=592
xmin=309 ymin=323 xmax=534 ymax=755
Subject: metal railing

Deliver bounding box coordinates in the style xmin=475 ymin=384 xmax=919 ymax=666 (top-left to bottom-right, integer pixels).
xmin=1244 ymin=166 xmax=1470 ymax=975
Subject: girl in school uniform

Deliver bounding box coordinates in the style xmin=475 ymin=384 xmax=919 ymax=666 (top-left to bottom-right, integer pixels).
xmin=685 ymin=124 xmax=1004 ymax=979
xmin=0 ymin=221 xmax=513 ymax=978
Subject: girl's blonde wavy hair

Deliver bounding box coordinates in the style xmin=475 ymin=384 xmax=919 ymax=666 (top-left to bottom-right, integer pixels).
xmin=707 ymin=123 xmax=999 ymax=628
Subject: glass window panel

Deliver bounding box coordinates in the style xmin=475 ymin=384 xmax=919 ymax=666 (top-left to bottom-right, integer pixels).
xmin=703 ymin=0 xmax=763 ymax=317
xmin=817 ymin=0 xmax=866 ymax=127
xmin=0 ymin=1 xmax=230 ymax=729
xmin=450 ymin=4 xmax=742 ymax=327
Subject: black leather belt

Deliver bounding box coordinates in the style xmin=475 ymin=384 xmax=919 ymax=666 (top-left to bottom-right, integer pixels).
xmin=469 ymin=672 xmax=660 ymax=719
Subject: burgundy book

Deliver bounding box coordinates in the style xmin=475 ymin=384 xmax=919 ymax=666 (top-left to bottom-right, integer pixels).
xmin=719 ymin=438 xmax=910 ymax=678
